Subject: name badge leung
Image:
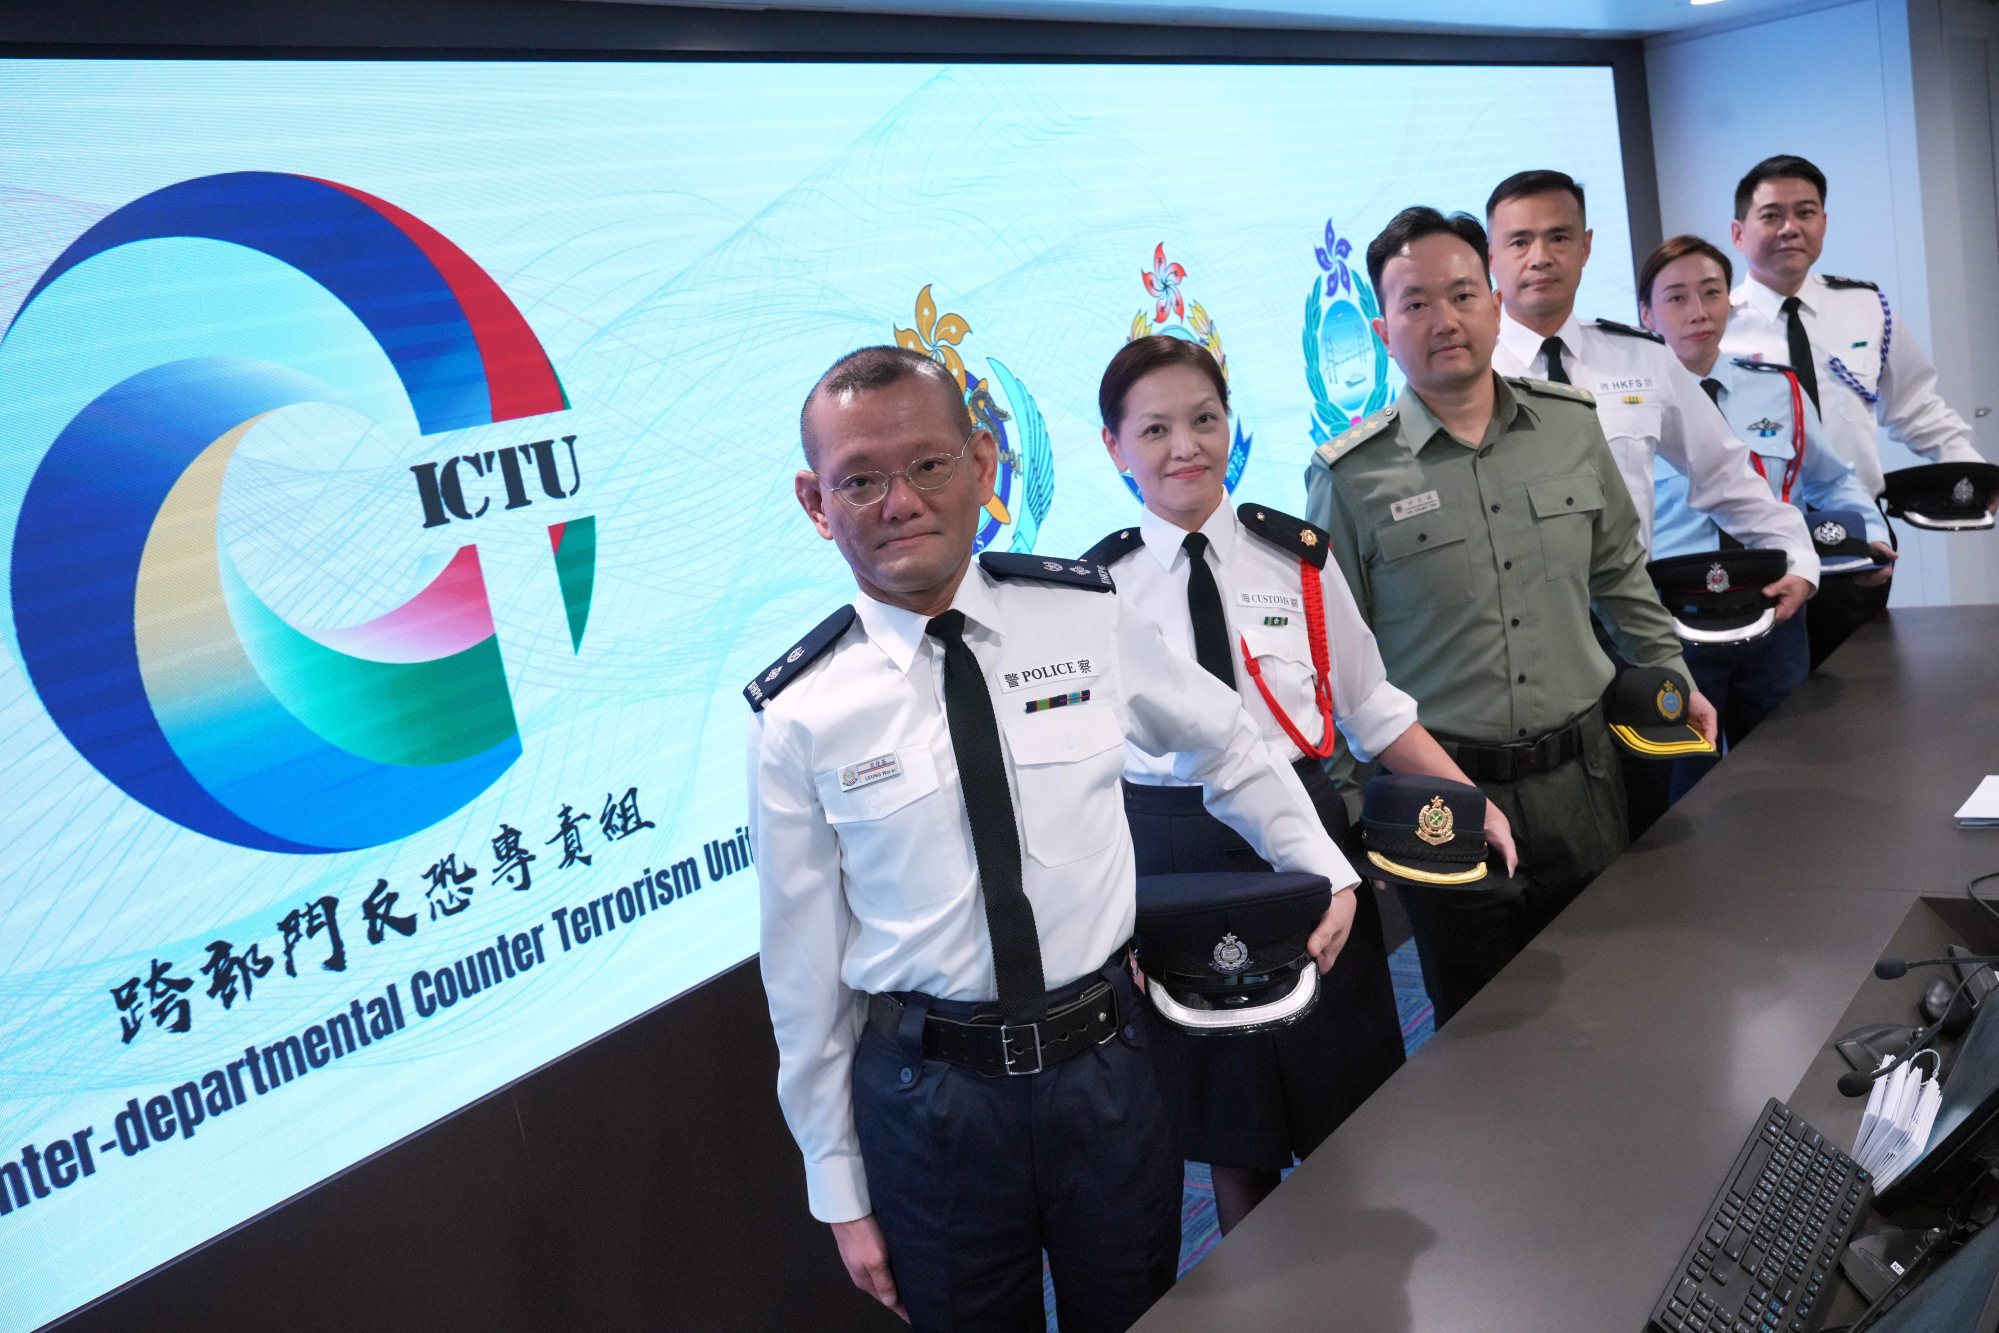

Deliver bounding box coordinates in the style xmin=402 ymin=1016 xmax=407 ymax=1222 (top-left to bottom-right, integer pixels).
xmin=838 ymin=752 xmax=903 ymax=791
xmin=999 ymin=656 xmax=1099 ymax=695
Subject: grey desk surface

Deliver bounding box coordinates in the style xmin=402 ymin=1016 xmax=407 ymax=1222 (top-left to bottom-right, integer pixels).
xmin=1133 ymin=605 xmax=1999 ymax=1333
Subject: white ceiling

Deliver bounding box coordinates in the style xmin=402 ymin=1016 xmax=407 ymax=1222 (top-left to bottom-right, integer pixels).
xmin=603 ymin=0 xmax=1856 ymax=38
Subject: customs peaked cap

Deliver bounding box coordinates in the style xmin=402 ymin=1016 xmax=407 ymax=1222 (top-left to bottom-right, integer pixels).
xmin=1358 ymin=774 xmax=1492 ymax=889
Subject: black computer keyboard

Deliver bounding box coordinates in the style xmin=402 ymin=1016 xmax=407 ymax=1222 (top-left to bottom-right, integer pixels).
xmin=1648 ymin=1098 xmax=1872 ymax=1333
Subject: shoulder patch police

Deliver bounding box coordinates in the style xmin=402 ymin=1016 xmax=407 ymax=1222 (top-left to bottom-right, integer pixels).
xmin=1080 ymin=527 xmax=1144 ymax=567
xmin=1237 ymin=502 xmax=1329 ymax=569
xmin=745 ymin=605 xmax=858 ymax=712
xmin=1313 ymin=404 xmax=1398 ymax=469
xmin=1509 ymin=375 xmax=1597 ymax=406
xmin=1594 ymin=317 xmax=1665 ymax=344
xmin=1822 ymin=274 xmax=1879 ymax=292
xmin=979 ymin=550 xmax=1115 ymax=592
xmin=1732 ymin=357 xmax=1797 ymax=377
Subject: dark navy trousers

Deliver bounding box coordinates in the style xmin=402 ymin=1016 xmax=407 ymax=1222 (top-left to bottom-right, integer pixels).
xmin=1670 ymin=609 xmax=1810 ymax=802
xmin=852 ymin=960 xmax=1182 ymax=1333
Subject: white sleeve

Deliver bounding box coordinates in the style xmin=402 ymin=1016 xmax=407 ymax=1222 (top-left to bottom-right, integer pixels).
xmin=1318 ymin=562 xmax=1419 ymax=763
xmin=1657 ymin=355 xmax=1822 ymax=587
xmin=748 ymin=710 xmax=870 ymax=1224
xmin=1111 ymin=599 xmax=1358 ymax=891
xmin=1878 ymin=306 xmax=1982 ymax=464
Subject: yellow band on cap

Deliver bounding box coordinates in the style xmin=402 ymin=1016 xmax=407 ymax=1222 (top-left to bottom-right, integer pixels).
xmin=1608 ymin=723 xmax=1715 ymax=756
xmin=1365 ymin=849 xmax=1490 ymax=886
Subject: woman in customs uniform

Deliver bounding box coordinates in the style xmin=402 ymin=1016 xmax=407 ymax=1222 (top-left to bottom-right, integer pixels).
xmin=1084 ymin=336 xmax=1517 ymax=1231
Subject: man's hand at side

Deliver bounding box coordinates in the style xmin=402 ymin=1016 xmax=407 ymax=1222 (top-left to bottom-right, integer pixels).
xmin=831 ymin=1215 xmax=908 ymax=1322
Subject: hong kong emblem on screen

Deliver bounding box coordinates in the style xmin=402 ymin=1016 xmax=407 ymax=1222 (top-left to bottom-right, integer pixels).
xmin=2 ymin=172 xmax=595 ymax=854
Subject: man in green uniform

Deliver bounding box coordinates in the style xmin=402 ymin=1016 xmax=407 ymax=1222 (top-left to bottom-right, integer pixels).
xmin=1305 ymin=206 xmax=1718 ymax=1024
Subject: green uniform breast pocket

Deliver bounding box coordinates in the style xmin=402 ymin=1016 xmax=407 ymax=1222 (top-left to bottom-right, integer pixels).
xmin=1528 ymin=473 xmax=1605 ymax=582
xmin=1372 ymin=503 xmax=1473 ymax=607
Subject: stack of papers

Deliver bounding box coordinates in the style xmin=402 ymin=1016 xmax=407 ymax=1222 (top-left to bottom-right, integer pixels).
xmin=1852 ymin=1054 xmax=1944 ymax=1188
xmin=1956 ymin=776 xmax=1999 ymax=827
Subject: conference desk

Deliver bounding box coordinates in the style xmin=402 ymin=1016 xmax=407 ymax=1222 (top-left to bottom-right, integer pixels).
xmin=1134 ymin=605 xmax=1999 ymax=1333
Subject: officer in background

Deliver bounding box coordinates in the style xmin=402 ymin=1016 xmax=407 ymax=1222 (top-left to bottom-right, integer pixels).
xmin=1637 ymin=232 xmax=1893 ymax=798
xmin=1305 ymin=207 xmax=1717 ymax=1025
xmin=748 ymin=346 xmax=1358 ymax=1333
xmin=1721 ymin=153 xmax=1987 ymax=665
xmin=1483 ymin=168 xmax=1818 ymax=837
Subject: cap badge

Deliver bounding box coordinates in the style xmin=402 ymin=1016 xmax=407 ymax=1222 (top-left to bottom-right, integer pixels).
xmin=1705 ymin=562 xmax=1731 ymax=594
xmin=1657 ymin=681 xmax=1684 ymax=721
xmin=1416 ymin=795 xmax=1455 ymax=846
xmin=1955 ymin=476 xmax=1977 ymax=506
xmin=1814 ymin=520 xmax=1848 ymax=545
xmin=1300 ymin=529 xmax=1319 ymax=548
xmin=1211 ymin=932 xmax=1250 ymax=974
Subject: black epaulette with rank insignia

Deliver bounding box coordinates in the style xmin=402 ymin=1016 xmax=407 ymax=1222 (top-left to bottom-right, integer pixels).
xmin=979 ymin=550 xmax=1115 ymax=591
xmin=1081 ymin=527 xmax=1144 ymax=567
xmin=744 ymin=605 xmax=857 ymax=712
xmin=1237 ymin=502 xmax=1329 ymax=570
xmin=1594 ymin=317 xmax=1665 ymax=344
xmin=1823 ymin=274 xmax=1879 ymax=291
xmin=1732 ymin=357 xmax=1798 ymax=377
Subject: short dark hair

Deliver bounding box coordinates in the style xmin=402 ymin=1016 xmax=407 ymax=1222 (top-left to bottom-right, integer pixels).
xmin=1733 ymin=154 xmax=1827 ymax=220
xmin=1485 ymin=169 xmax=1587 ymax=223
xmin=1366 ymin=207 xmax=1492 ymax=298
xmin=799 ymin=345 xmax=969 ymax=468
xmin=1637 ymin=234 xmax=1733 ymax=308
xmin=1098 ymin=335 xmax=1229 ymax=431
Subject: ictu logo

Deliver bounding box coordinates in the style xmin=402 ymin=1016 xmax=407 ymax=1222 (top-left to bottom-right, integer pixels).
xmin=3 ymin=172 xmax=595 ymax=854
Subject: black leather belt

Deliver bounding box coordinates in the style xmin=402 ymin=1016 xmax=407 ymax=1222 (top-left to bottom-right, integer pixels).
xmin=1437 ymin=703 xmax=1600 ymax=784
xmin=867 ymin=975 xmax=1122 ymax=1078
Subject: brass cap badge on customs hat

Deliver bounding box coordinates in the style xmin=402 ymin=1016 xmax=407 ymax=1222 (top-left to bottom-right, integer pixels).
xmin=1357 ymin=774 xmax=1492 ymax=889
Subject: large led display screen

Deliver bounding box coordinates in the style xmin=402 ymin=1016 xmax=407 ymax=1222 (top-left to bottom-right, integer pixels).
xmin=0 ymin=57 xmax=1633 ymax=1328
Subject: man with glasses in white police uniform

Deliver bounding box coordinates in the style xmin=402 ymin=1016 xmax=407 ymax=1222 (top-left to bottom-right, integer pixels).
xmin=745 ymin=345 xmax=1358 ymax=1333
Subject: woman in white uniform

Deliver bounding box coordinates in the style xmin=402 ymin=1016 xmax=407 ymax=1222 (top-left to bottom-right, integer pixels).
xmin=1085 ymin=336 xmax=1517 ymax=1232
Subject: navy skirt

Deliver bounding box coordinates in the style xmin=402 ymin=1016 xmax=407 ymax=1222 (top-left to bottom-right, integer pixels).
xmin=1122 ymin=761 xmax=1405 ymax=1170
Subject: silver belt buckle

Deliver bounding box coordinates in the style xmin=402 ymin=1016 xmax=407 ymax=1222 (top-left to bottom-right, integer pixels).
xmin=1000 ymin=1021 xmax=1043 ymax=1076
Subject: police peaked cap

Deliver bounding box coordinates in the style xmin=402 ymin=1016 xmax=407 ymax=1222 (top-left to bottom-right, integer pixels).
xmin=1881 ymin=463 xmax=1999 ymax=531
xmin=1134 ymin=870 xmax=1327 ymax=1035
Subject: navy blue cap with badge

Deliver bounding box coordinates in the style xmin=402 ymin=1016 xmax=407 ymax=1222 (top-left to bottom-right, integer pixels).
xmin=1881 ymin=462 xmax=1999 ymax=532
xmin=1804 ymin=508 xmax=1889 ymax=576
xmin=1357 ymin=774 xmax=1494 ymax=889
xmin=1606 ymin=665 xmax=1714 ymax=759
xmin=1134 ymin=871 xmax=1329 ymax=1035
xmin=1645 ymin=548 xmax=1787 ymax=644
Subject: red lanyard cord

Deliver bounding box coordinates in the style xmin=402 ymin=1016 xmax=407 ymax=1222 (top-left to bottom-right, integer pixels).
xmin=1745 ymin=370 xmax=1807 ymax=504
xmin=1236 ymin=558 xmax=1338 ymax=760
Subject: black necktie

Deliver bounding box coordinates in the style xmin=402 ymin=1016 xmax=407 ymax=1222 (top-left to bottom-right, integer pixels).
xmin=1541 ymin=335 xmax=1570 ymax=384
xmin=926 ymin=610 xmax=1045 ymax=1024
xmin=1182 ymin=532 xmax=1237 ymax=690
xmin=1700 ymin=377 xmax=1745 ymax=550
xmin=1781 ymin=296 xmax=1821 ymax=412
